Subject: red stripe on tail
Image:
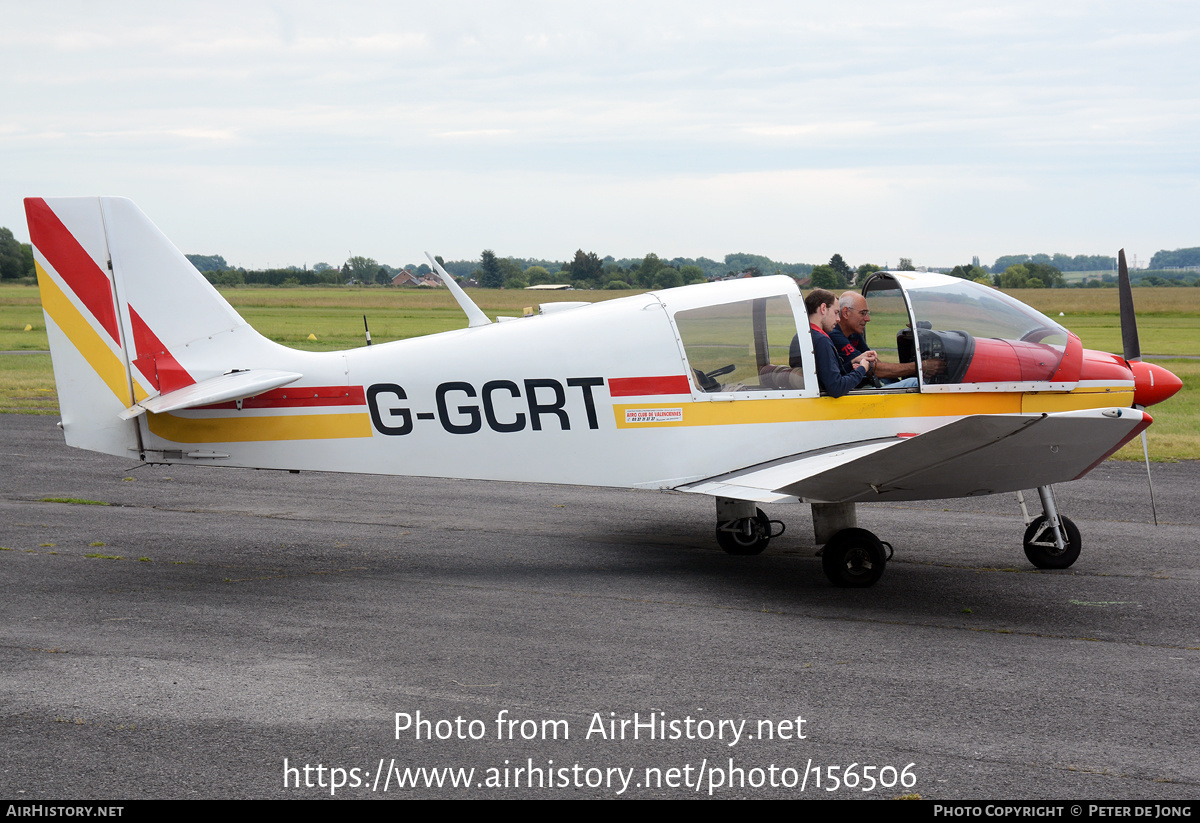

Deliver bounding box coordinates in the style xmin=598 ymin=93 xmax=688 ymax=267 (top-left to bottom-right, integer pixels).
xmin=24 ymin=198 xmax=122 ymax=345
xmin=129 ymin=306 xmax=195 ymax=393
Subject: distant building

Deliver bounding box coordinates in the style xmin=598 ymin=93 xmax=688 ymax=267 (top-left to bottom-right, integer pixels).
xmin=390 ymin=269 xmax=443 ymax=288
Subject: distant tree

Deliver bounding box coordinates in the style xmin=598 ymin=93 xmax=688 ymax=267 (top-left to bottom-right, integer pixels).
xmin=809 ymin=264 xmax=843 ymax=290
xmin=498 ymin=258 xmax=526 ymax=289
xmin=186 ymin=253 xmax=229 ymax=273
xmin=949 ymin=263 xmax=989 ymax=281
xmin=1024 ymin=262 xmax=1064 ymax=288
xmin=828 ymin=254 xmax=854 ymax=283
xmin=996 ymin=264 xmax=1047 ymax=288
xmin=1149 ymin=247 xmax=1200 ymax=270
xmin=635 ymin=253 xmax=666 ymax=288
xmin=724 ymin=252 xmax=776 ymax=275
xmin=313 ymin=262 xmax=332 ymax=272
xmin=479 ymin=250 xmax=503 ymax=289
xmin=344 ymin=256 xmax=380 ymax=283
xmin=653 ymin=268 xmax=683 ymax=290
xmin=897 ymin=258 xmax=916 ymax=271
xmin=679 ymin=264 xmax=706 ymax=284
xmin=564 ymin=249 xmax=603 ymax=285
xmin=992 ymin=254 xmax=1030 ymax=272
xmin=524 ymin=265 xmax=553 ymax=285
xmin=0 ymin=227 xmax=26 ymax=279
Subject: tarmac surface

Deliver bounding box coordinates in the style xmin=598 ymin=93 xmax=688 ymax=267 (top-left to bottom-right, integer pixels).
xmin=1 ymin=414 xmax=1197 ymax=799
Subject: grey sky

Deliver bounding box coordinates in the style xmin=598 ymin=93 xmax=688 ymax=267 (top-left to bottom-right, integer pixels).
xmin=3 ymin=1 xmax=1197 ymax=270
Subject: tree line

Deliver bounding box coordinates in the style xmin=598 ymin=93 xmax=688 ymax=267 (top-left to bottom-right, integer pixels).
xmin=3 ymin=224 xmax=1200 ymax=289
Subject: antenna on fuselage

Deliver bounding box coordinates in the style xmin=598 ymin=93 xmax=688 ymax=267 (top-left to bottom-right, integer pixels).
xmin=363 ymin=314 xmax=372 ymax=346
xmin=425 ymin=252 xmax=492 ymax=328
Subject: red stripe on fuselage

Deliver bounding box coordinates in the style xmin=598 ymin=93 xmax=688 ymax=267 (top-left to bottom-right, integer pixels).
xmin=608 ymin=375 xmax=692 ymax=396
xmin=196 ymin=386 xmax=367 ymax=410
xmin=24 ymin=198 xmax=121 ymax=345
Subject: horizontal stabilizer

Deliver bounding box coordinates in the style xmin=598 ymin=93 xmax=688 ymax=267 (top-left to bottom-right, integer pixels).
xmin=120 ymin=369 xmax=303 ymax=419
xmin=678 ymin=408 xmax=1151 ymax=503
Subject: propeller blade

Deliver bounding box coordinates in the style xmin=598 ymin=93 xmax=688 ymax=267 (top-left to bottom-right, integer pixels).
xmin=1118 ymin=249 xmax=1141 ymax=362
xmin=1140 ymin=426 xmax=1158 ymax=526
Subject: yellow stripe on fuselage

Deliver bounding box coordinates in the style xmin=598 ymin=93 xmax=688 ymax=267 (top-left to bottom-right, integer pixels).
xmin=613 ymin=387 xmax=1135 ymax=428
xmin=37 ymin=261 xmax=133 ymax=406
xmin=146 ymin=411 xmax=374 ymax=443
xmin=1021 ymin=388 xmax=1134 ymax=413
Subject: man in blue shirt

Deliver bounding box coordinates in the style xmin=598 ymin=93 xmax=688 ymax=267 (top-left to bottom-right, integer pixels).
xmin=805 ymin=289 xmax=876 ymax=397
xmin=831 ymin=291 xmax=920 ymax=388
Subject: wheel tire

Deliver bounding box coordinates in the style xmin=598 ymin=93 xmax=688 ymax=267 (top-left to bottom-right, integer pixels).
xmin=822 ymin=528 xmax=886 ymax=588
xmin=716 ymin=508 xmax=770 ymax=556
xmin=1023 ymin=515 xmax=1081 ymax=569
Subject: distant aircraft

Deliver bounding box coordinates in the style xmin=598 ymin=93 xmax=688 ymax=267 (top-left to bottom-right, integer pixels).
xmin=25 ymin=197 xmax=1181 ymax=586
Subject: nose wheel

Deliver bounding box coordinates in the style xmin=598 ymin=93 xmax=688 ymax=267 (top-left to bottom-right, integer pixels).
xmin=1017 ymin=485 xmax=1082 ymax=570
xmin=1023 ymin=515 xmax=1081 ymax=569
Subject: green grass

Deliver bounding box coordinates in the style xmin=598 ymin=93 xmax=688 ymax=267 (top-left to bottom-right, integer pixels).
xmin=1113 ymin=358 xmax=1200 ymax=461
xmin=0 ymin=285 xmax=50 ymax=351
xmin=223 ymin=287 xmax=628 ymax=351
xmin=0 ymin=353 xmax=57 ymax=413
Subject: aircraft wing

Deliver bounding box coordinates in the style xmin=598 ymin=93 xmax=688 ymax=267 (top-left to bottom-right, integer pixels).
xmin=676 ymin=408 xmax=1151 ymax=504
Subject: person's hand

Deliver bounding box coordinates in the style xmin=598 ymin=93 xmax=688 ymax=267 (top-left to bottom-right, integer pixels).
xmin=853 ymin=350 xmax=878 ymax=369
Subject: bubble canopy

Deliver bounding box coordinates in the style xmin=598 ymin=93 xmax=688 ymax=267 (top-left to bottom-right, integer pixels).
xmin=861 ymin=271 xmax=1076 ymax=389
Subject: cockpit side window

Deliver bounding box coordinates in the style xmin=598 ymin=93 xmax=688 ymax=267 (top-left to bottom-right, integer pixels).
xmin=675 ymin=296 xmax=804 ymax=392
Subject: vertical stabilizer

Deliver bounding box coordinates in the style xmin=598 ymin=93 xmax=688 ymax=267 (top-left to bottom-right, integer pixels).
xmin=26 ymin=197 xmax=283 ymax=458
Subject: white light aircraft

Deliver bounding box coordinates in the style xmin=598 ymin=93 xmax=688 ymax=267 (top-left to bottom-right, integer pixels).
xmin=25 ymin=197 xmax=1183 ymax=586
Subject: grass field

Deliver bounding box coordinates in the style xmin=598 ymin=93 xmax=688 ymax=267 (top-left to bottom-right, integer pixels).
xmin=2 ymin=283 xmax=1196 ymax=459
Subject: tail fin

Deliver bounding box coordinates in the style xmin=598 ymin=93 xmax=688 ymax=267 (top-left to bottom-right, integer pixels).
xmin=26 ymin=196 xmax=280 ymax=457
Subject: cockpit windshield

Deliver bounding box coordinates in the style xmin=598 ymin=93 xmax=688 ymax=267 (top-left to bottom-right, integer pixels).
xmin=863 ymin=273 xmax=1069 ymax=387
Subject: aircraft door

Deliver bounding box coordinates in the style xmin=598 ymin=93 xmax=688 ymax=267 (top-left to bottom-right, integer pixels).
xmin=861 ymin=273 xmax=922 ymax=387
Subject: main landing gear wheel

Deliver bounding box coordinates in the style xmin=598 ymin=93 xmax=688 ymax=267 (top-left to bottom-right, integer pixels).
xmin=822 ymin=527 xmax=887 ymax=588
xmin=716 ymin=508 xmax=772 ymax=556
xmin=1023 ymin=515 xmax=1081 ymax=569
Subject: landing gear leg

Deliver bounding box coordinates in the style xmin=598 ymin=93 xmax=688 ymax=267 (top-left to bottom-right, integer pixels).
xmin=1021 ymin=485 xmax=1081 ymax=569
xmin=811 ymin=501 xmax=857 ymax=545
xmin=714 ymin=497 xmax=782 ymax=555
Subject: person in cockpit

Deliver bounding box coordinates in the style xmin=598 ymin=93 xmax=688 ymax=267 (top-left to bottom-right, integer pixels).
xmin=804 ymin=289 xmax=876 ymax=398
xmin=831 ymin=291 xmax=920 ymax=388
